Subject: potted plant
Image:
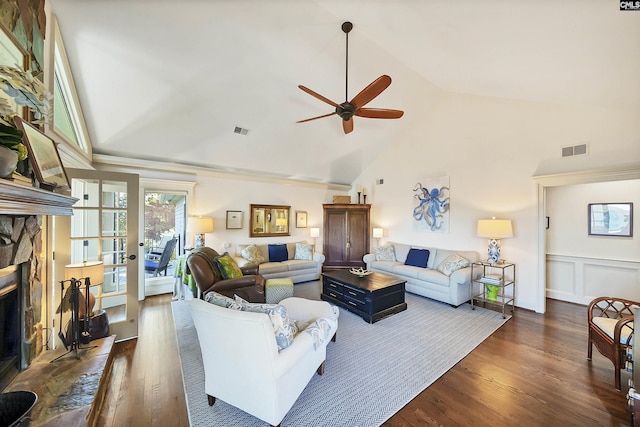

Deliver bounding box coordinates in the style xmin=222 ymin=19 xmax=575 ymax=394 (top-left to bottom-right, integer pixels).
xmin=0 ymin=65 xmax=52 ymax=178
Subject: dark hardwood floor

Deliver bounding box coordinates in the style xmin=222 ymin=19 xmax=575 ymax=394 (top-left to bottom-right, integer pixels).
xmin=97 ymin=294 xmax=632 ymax=427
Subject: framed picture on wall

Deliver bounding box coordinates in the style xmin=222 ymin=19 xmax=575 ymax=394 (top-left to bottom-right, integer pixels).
xmin=226 ymin=210 xmax=243 ymax=229
xmin=296 ymin=211 xmax=308 ymax=228
xmin=14 ymin=117 xmax=69 ymax=190
xmin=588 ymin=202 xmax=633 ymax=237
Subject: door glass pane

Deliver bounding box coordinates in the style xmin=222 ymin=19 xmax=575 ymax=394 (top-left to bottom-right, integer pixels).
xmin=103 ymin=266 xmax=126 ymax=294
xmin=101 ymin=238 xmax=126 ymax=267
xmin=70 ymin=239 xmax=100 ymax=263
xmin=102 ymin=210 xmax=127 ymax=237
xmin=71 ymin=179 xmax=99 ymax=208
xmin=103 ymin=181 xmax=127 ymax=208
xmin=70 ymin=209 xmax=99 ymax=238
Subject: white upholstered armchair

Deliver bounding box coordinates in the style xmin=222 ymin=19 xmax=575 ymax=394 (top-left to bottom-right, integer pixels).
xmin=189 ymin=297 xmax=339 ymax=426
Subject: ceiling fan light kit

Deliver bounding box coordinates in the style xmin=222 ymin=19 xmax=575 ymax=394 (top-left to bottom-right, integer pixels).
xmin=297 ymin=21 xmax=404 ymax=134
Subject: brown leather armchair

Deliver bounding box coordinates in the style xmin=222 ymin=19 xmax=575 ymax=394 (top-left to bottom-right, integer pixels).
xmin=186 ymin=247 xmax=265 ymax=303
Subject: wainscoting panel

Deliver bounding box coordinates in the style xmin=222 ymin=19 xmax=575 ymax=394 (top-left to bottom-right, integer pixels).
xmin=547 ymin=255 xmax=640 ymax=305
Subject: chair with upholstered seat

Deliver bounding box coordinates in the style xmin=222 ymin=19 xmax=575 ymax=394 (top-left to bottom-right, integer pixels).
xmin=190 ymin=296 xmax=338 ymax=426
xmin=186 ymin=247 xmax=265 ymax=302
xmin=588 ymin=296 xmax=638 ymax=390
xmin=144 ymin=237 xmax=177 ymax=276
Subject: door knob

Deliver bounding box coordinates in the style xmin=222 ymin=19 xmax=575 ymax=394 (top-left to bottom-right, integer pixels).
xmin=128 ymin=254 xmax=137 ymax=260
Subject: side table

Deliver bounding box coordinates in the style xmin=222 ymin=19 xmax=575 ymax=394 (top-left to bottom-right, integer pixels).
xmin=470 ymin=261 xmax=515 ymax=318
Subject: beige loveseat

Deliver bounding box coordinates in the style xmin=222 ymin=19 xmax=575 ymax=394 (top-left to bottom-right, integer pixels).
xmin=363 ymin=242 xmax=479 ymax=307
xmin=234 ymin=242 xmax=324 ymax=284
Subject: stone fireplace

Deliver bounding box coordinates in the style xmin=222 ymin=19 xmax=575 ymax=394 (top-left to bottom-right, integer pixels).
xmin=0 ymin=215 xmax=45 ymax=390
xmin=0 ymin=180 xmax=76 ymax=391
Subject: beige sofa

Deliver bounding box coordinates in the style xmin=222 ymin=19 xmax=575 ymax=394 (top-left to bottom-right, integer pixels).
xmin=363 ymin=242 xmax=479 ymax=307
xmin=234 ymin=242 xmax=324 ymax=283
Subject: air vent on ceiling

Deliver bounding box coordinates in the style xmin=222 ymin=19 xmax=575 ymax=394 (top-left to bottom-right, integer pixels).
xmin=562 ymin=143 xmax=588 ymax=157
xmin=234 ymin=126 xmax=249 ymax=135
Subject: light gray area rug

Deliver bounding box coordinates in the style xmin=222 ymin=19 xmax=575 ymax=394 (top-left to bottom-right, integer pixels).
xmin=172 ymin=292 xmax=509 ymax=427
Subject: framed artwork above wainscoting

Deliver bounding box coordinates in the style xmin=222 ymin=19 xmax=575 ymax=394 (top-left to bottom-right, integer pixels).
xmin=588 ymin=202 xmax=633 ymax=237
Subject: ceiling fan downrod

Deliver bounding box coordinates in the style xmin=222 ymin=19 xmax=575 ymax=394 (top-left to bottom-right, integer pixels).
xmin=342 ymin=21 xmax=352 ymax=106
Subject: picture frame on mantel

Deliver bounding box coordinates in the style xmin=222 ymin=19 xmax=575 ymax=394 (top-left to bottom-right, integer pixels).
xmin=14 ymin=117 xmax=70 ymax=191
xmin=588 ymin=202 xmax=633 ymax=237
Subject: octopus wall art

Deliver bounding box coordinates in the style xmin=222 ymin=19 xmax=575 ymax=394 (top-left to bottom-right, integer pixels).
xmin=413 ymin=178 xmax=450 ymax=232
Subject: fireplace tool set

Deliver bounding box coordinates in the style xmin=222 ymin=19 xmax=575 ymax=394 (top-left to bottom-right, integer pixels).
xmin=52 ymin=277 xmax=96 ymax=362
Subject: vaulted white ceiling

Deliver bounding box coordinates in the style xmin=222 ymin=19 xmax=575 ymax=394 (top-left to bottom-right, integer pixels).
xmin=50 ymin=0 xmax=640 ymax=185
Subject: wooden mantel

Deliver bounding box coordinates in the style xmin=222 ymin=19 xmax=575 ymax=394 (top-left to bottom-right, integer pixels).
xmin=0 ymin=179 xmax=77 ymax=216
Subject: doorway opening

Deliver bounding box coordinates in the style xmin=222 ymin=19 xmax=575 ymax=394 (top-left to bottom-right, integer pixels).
xmin=144 ymin=192 xmax=187 ymax=296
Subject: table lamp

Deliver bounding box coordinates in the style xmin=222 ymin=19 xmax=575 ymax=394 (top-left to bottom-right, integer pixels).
xmin=372 ymin=228 xmax=384 ymax=246
xmin=187 ymin=216 xmax=214 ymax=248
xmin=477 ymin=218 xmax=513 ymax=264
xmin=309 ymin=227 xmax=320 ymax=247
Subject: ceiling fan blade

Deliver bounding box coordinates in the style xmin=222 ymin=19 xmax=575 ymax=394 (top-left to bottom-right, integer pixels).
xmin=296 ymin=112 xmax=336 ymax=123
xmin=298 ymin=85 xmax=339 ymax=107
xmin=350 ymin=75 xmax=392 ymax=109
xmin=342 ymin=117 xmax=354 ymax=134
xmin=355 ymin=108 xmax=404 ymax=119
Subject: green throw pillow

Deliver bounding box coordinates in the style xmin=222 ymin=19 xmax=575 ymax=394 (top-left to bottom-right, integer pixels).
xmin=214 ymin=252 xmax=243 ymax=279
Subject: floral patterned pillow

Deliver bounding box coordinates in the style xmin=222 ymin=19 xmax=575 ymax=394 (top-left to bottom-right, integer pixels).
xmin=375 ymin=245 xmax=396 ymax=261
xmin=240 ymin=244 xmax=265 ymax=264
xmin=233 ymin=296 xmax=299 ymax=351
xmin=436 ymin=254 xmax=470 ymax=276
xmin=294 ymin=243 xmax=313 ymax=260
xmin=214 ymin=252 xmax=243 ymax=279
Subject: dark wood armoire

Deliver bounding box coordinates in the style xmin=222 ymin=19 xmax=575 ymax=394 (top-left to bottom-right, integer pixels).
xmin=322 ymin=204 xmax=370 ymax=270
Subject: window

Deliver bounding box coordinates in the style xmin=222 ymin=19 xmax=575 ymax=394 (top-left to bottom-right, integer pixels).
xmin=46 ymin=15 xmax=92 ymax=165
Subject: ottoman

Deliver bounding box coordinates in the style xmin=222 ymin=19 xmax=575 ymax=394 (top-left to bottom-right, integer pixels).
xmin=265 ymin=278 xmax=294 ymax=303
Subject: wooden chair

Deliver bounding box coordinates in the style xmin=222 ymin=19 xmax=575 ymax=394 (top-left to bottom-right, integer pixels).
xmin=587 ymin=296 xmax=637 ymax=390
xmin=144 ymin=237 xmax=177 ymax=276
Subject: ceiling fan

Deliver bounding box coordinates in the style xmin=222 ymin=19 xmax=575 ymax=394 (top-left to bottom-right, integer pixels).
xmin=297 ymin=21 xmax=404 ymax=134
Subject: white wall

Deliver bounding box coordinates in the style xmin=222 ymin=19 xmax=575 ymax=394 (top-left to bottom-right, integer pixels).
xmin=189 ymin=175 xmax=348 ymax=256
xmin=546 ymin=180 xmax=640 ymax=304
xmin=352 ymin=91 xmax=640 ymax=311
xmin=546 ymin=180 xmax=639 ymax=260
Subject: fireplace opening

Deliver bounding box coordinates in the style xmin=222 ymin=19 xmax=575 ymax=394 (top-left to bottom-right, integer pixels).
xmin=0 ymin=283 xmax=19 ymax=391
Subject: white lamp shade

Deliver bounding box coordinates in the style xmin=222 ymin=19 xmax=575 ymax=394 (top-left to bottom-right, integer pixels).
xmin=309 ymin=227 xmax=320 ymax=238
xmin=65 ymin=261 xmax=104 ymax=285
xmin=477 ymin=219 xmax=513 ymax=239
xmin=187 ymin=216 xmax=214 ymax=233
xmin=372 ymin=228 xmax=384 ymax=239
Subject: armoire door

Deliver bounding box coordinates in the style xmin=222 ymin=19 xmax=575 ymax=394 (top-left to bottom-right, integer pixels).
xmin=345 ymin=209 xmax=368 ymax=265
xmin=323 ymin=204 xmax=370 ymax=270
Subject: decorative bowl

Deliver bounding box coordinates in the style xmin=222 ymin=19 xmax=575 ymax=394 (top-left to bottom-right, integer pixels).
xmin=349 ymin=267 xmax=372 ymax=277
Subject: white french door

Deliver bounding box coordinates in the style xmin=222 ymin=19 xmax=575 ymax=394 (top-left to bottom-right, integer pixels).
xmin=58 ymin=168 xmax=139 ymax=341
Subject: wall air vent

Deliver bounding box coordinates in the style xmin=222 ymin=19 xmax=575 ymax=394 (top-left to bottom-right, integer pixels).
xmin=234 ymin=126 xmax=249 ymax=135
xmin=562 ymin=143 xmax=588 ymax=157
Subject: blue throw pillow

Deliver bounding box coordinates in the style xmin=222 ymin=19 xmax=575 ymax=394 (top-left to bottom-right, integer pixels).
xmin=268 ymin=244 xmax=288 ymax=262
xmin=404 ymin=248 xmax=430 ymax=268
